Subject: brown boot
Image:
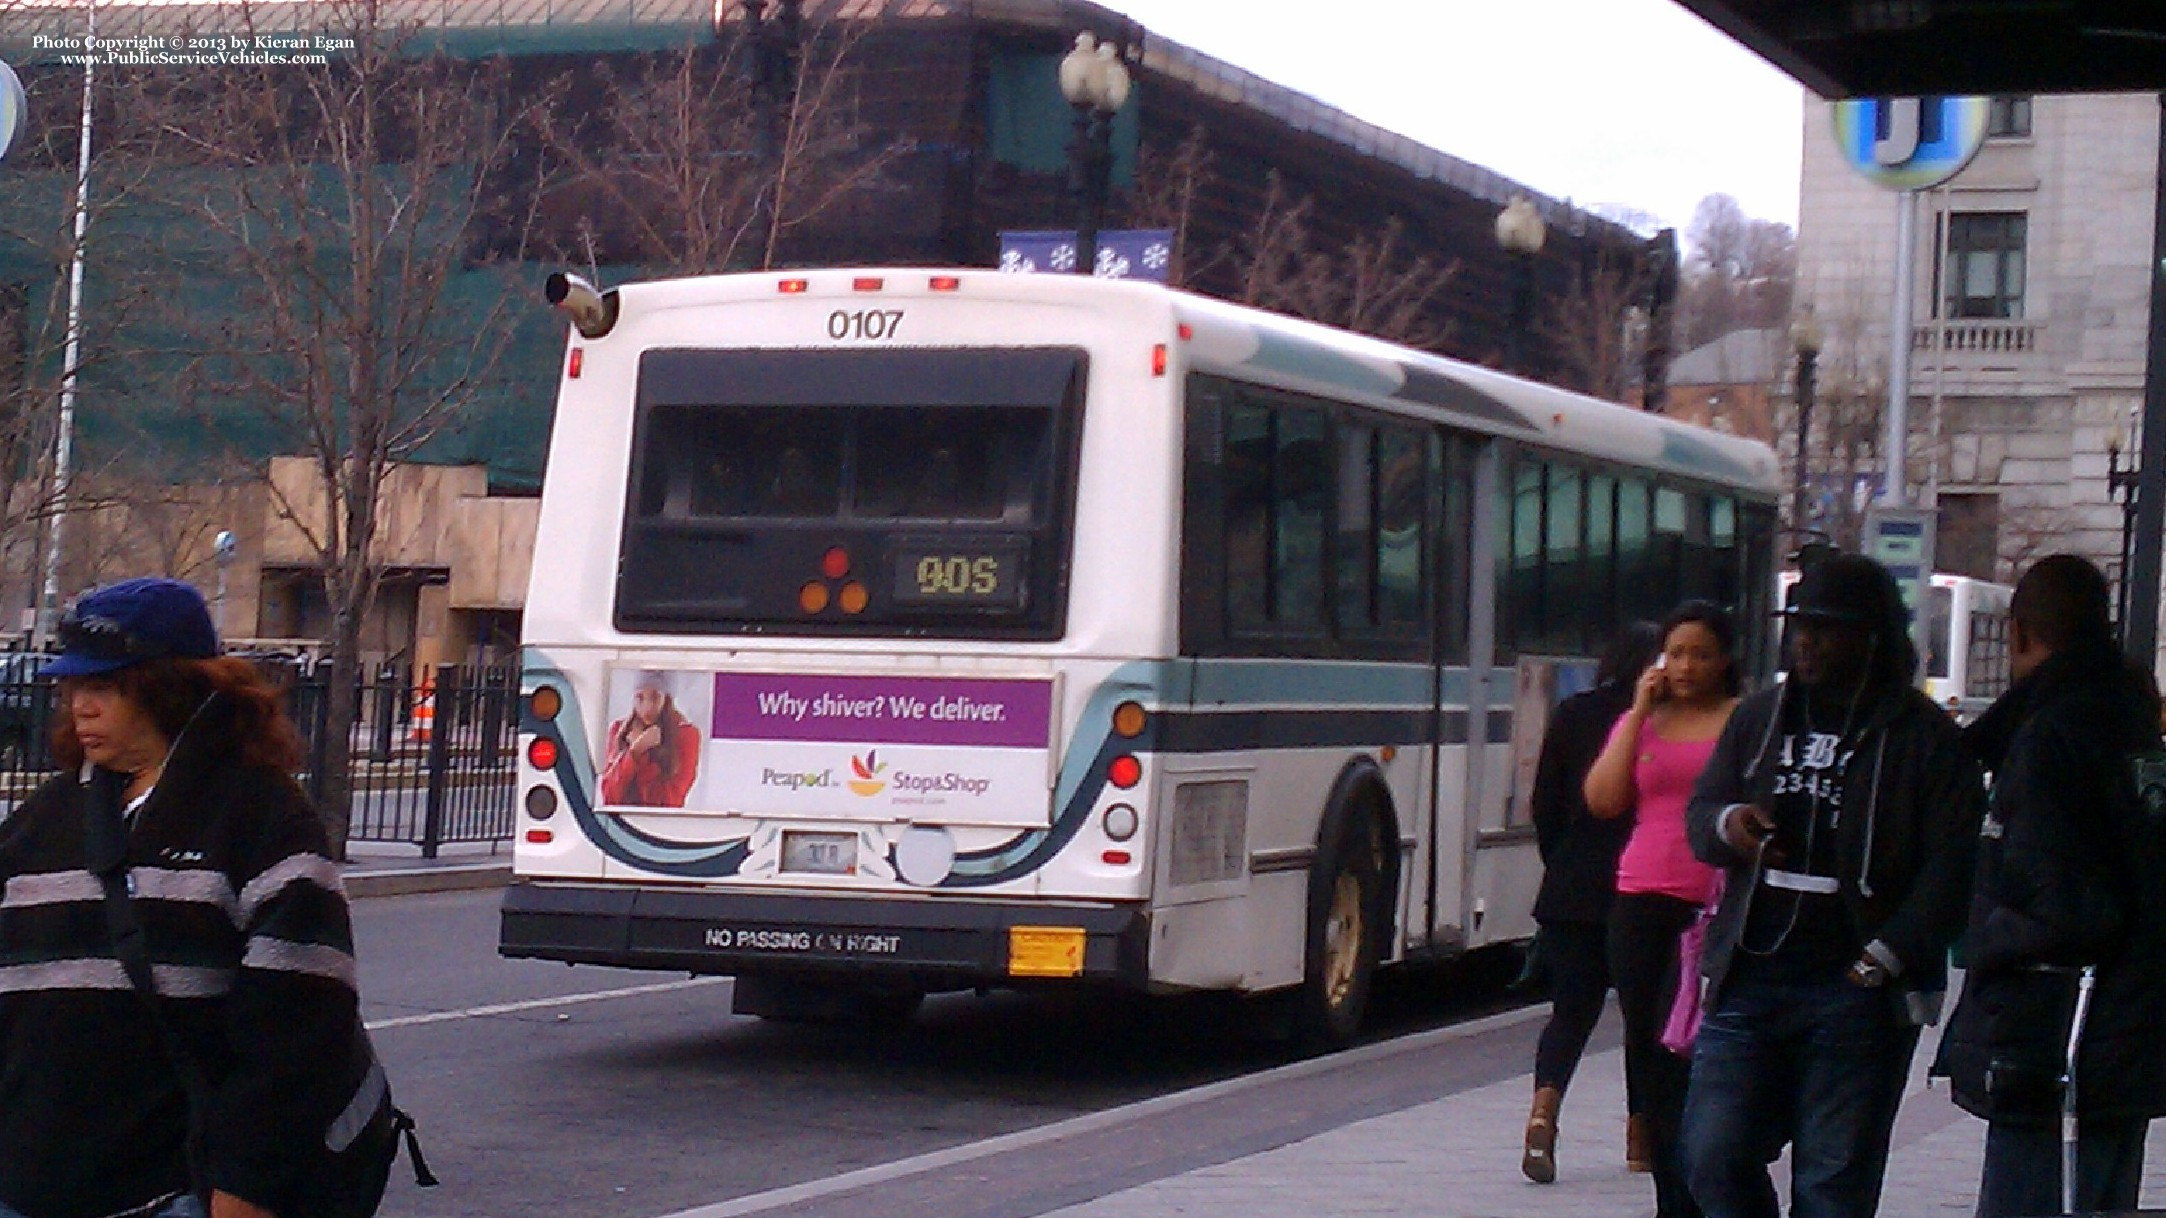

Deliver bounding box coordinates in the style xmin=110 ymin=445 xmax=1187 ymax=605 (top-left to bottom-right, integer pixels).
xmin=1626 ymin=1112 xmax=1654 ymax=1173
xmin=1522 ymin=1085 xmax=1562 ymax=1184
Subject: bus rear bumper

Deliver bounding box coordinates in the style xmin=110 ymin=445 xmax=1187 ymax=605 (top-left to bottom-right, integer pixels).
xmin=498 ymin=881 xmax=1151 ymax=989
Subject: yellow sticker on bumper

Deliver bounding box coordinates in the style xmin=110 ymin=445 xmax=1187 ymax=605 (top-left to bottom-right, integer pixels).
xmin=1007 ymin=925 xmax=1085 ymax=978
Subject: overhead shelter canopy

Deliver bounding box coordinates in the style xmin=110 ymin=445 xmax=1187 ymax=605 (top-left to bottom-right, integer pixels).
xmin=1672 ymin=2 xmax=2166 ymax=97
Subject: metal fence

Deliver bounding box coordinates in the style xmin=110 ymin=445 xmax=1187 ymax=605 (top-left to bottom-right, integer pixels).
xmin=0 ymin=659 xmax=519 ymax=856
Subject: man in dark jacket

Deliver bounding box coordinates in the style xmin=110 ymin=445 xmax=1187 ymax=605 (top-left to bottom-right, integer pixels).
xmin=1935 ymin=554 xmax=2166 ymax=1218
xmin=1522 ymin=621 xmax=1664 ymax=1184
xmin=1680 ymin=554 xmax=1985 ymax=1218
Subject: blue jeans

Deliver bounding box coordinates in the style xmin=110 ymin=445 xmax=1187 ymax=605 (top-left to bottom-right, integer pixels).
xmin=1682 ymin=974 xmax=1921 ymax=1218
xmin=0 ymin=1195 xmax=204 ymax=1218
xmin=1976 ymin=1117 xmax=2148 ymax=1218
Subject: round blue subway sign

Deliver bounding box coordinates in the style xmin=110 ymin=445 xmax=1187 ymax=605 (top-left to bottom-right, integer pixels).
xmin=1831 ymin=96 xmax=1991 ymax=191
xmin=0 ymin=61 xmax=26 ymax=163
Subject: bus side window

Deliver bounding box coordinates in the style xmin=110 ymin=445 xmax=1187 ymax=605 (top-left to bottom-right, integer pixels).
xmin=1336 ymin=421 xmax=1377 ymax=631
xmin=1375 ymin=426 xmax=1427 ymax=628
xmin=1224 ymin=401 xmax=1273 ymax=631
xmin=1272 ymin=407 xmax=1330 ymax=630
xmin=1545 ymin=464 xmax=1584 ymax=653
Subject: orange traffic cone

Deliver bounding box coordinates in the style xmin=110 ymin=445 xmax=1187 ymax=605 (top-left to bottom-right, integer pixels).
xmin=410 ymin=675 xmax=436 ymax=745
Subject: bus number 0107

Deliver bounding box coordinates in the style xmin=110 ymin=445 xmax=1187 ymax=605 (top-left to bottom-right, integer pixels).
xmin=828 ymin=309 xmax=903 ymax=340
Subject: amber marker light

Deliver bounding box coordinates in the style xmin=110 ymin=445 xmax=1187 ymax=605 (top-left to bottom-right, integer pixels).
xmin=820 ymin=546 xmax=851 ymax=579
xmin=1107 ymin=755 xmax=1142 ymax=789
xmin=529 ymin=685 xmax=563 ymax=721
xmin=1112 ymin=701 xmax=1147 ymax=738
xmin=799 ymin=582 xmax=831 ymax=613
xmin=527 ymin=737 xmax=559 ymax=771
xmin=778 ymin=278 xmax=809 ymax=294
xmin=839 ymin=582 xmax=871 ymax=614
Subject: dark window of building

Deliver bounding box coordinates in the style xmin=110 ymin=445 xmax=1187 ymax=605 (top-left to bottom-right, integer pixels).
xmin=1942 ymin=213 xmax=2027 ymax=320
xmin=1987 ymin=96 xmax=2032 ymax=139
xmin=1938 ymin=492 xmax=2000 ymax=581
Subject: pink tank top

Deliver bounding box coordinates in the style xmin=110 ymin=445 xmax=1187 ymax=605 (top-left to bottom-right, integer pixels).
xmin=1610 ymin=720 xmax=1722 ymax=903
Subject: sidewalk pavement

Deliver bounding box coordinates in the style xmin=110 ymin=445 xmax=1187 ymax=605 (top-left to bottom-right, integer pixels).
xmin=341 ymin=838 xmax=511 ymax=898
xmin=1036 ymin=1010 xmax=2166 ymax=1218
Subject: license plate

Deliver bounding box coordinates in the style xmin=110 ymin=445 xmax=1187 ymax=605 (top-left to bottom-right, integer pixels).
xmin=781 ymin=831 xmax=857 ymax=875
xmin=1007 ymin=925 xmax=1085 ymax=978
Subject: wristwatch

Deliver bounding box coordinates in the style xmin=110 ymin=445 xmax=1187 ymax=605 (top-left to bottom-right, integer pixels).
xmin=1847 ymin=958 xmax=1888 ymax=988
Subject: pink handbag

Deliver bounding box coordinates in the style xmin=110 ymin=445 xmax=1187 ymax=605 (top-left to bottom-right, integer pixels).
xmin=1661 ymin=874 xmax=1726 ymax=1057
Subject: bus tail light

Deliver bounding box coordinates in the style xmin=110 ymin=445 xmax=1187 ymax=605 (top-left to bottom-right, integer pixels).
xmin=1101 ymin=849 xmax=1132 ymax=866
xmin=778 ymin=278 xmax=809 ymax=294
xmin=567 ymin=348 xmax=583 ymax=379
xmin=524 ymin=786 xmax=559 ymax=821
xmin=527 ymin=737 xmax=558 ymax=771
xmin=1102 ymin=802 xmax=1138 ymax=841
xmin=1112 ymin=701 xmax=1147 ymax=738
xmin=529 ymin=685 xmax=562 ymax=721
xmin=853 ymin=277 xmax=884 ymax=292
xmin=930 ymin=276 xmax=961 ymax=291
xmin=525 ymin=828 xmax=555 ymax=844
xmin=1108 ymin=755 xmax=1142 ymax=789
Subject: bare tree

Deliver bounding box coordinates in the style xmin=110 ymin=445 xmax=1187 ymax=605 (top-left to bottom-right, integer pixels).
xmin=543 ymin=12 xmax=902 ymax=277
xmin=1541 ymin=254 xmax=1647 ymax=402
xmin=1124 ymin=124 xmax=1218 ymax=289
xmin=122 ymin=0 xmax=553 ymax=856
xmin=1678 ymin=192 xmax=1796 ymax=350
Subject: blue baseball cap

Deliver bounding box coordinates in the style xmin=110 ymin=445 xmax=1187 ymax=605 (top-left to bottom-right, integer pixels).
xmin=42 ymin=578 xmax=220 ymax=678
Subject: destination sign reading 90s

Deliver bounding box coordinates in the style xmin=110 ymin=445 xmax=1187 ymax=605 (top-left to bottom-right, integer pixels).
xmin=890 ymin=542 xmax=1027 ymax=609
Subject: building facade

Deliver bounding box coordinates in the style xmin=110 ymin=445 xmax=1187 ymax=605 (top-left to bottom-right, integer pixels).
xmin=1795 ymin=93 xmax=2156 ymax=588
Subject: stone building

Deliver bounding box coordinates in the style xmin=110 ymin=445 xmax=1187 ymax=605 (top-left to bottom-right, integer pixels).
xmin=1794 ymin=93 xmax=2155 ymax=586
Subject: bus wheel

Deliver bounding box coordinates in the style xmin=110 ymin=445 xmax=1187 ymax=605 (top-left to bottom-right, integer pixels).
xmin=1296 ymin=812 xmax=1382 ymax=1053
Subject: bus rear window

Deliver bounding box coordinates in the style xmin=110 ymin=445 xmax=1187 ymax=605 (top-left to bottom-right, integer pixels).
xmin=616 ymin=347 xmax=1083 ymax=637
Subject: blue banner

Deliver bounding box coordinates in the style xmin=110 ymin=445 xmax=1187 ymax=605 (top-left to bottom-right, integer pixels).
xmin=998 ymin=229 xmax=1174 ymax=282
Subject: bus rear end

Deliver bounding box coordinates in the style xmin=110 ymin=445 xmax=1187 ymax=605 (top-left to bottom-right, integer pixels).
xmin=500 ymin=271 xmax=1183 ymax=1014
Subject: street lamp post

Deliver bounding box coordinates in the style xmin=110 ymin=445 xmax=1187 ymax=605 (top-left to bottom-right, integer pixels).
xmin=1791 ymin=305 xmax=1825 ymax=534
xmin=1494 ymin=196 xmax=1546 ymax=375
xmin=2110 ymin=425 xmax=2142 ymax=639
xmin=1058 ymin=33 xmax=1130 ymax=276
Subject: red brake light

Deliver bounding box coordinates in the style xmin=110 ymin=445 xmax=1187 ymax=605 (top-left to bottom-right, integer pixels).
xmin=1108 ymin=755 xmax=1142 ymax=789
xmin=778 ymin=279 xmax=809 ymax=294
xmin=527 ymin=738 xmax=559 ymax=770
xmin=567 ymin=348 xmax=583 ymax=379
xmin=930 ymin=276 xmax=961 ymax=291
xmin=1102 ymin=849 xmax=1133 ymax=865
xmin=526 ymin=828 xmax=554 ymax=844
xmin=853 ymin=277 xmax=884 ymax=292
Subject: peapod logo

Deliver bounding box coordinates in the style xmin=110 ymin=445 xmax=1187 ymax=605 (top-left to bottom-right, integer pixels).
xmin=761 ymin=767 xmax=835 ymax=792
xmin=847 ymin=750 xmax=888 ymax=797
xmin=891 ymin=770 xmax=992 ymax=797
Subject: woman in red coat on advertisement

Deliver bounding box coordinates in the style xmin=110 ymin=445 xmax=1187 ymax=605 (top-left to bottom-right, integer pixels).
xmin=600 ymin=672 xmax=702 ymax=807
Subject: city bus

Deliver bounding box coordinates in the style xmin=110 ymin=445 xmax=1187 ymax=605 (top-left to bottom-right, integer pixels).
xmin=1923 ymin=574 xmax=2013 ymax=720
xmin=498 ymin=268 xmax=1780 ymax=1045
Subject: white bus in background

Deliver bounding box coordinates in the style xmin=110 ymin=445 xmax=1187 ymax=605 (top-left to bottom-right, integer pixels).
xmin=1922 ymin=574 xmax=2013 ymax=720
xmin=1778 ymin=570 xmax=2012 ymax=720
xmin=499 ymin=268 xmax=1781 ymax=1046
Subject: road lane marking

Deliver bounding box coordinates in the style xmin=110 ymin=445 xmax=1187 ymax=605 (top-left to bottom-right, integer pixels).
xmin=657 ymin=1003 xmax=1549 ymax=1218
xmin=365 ymin=976 xmax=728 ymax=1031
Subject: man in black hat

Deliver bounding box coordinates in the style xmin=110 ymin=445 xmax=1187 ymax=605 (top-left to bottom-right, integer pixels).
xmin=1679 ymin=553 xmax=1985 ymax=1218
xmin=1934 ymin=554 xmax=2166 ymax=1217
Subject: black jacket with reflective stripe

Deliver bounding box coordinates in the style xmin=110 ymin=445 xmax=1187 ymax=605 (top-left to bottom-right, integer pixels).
xmin=0 ymin=694 xmax=364 ymax=1218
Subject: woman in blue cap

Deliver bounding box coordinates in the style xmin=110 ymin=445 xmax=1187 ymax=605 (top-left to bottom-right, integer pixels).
xmin=0 ymin=579 xmax=397 ymax=1218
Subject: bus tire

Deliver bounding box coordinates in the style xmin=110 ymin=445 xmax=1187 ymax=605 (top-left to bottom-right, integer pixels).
xmin=1295 ymin=808 xmax=1384 ymax=1053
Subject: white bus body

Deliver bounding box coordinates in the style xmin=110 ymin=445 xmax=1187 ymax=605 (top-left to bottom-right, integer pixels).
xmin=499 ymin=269 xmax=1780 ymax=1042
xmin=1923 ymin=574 xmax=2013 ymax=719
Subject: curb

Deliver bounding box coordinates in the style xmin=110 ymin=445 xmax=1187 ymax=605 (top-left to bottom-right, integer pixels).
xmin=343 ymin=862 xmax=513 ymax=899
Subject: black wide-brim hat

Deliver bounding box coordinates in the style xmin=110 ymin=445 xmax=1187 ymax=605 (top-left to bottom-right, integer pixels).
xmin=1779 ymin=553 xmax=1900 ymax=626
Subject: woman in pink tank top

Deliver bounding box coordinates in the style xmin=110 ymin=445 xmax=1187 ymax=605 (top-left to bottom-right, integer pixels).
xmin=1582 ymin=601 xmax=1740 ymax=1218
